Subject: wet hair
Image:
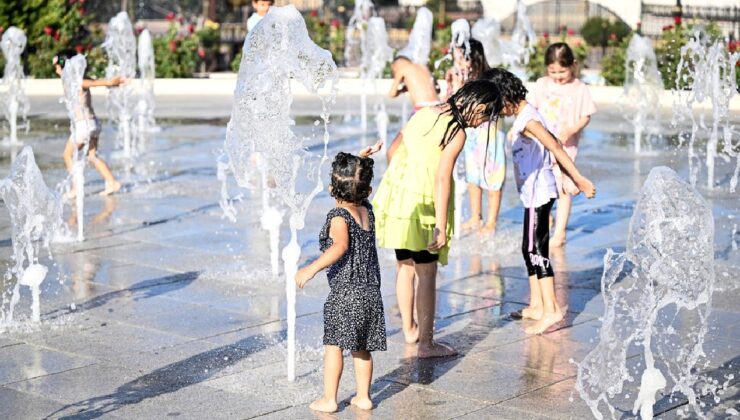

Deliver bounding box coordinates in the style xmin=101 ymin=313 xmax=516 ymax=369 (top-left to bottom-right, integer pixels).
xmin=466 ymin=39 xmax=489 ymax=80
xmin=480 ymin=68 xmax=528 ymax=107
xmin=434 ymin=79 xmax=503 ymax=148
xmin=54 ymin=49 xmax=77 ymax=68
xmin=329 ymin=152 xmax=374 ymax=205
xmin=544 ymin=42 xmax=575 ymax=67
xmin=392 ymin=55 xmax=411 ymax=64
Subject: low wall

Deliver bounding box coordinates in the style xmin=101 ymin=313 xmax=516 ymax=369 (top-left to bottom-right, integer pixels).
xmin=10 ymin=75 xmax=740 ymax=111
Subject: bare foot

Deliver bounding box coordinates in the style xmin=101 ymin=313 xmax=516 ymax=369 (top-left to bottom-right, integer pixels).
xmin=350 ymin=396 xmax=373 ymax=410
xmin=521 ymin=306 xmax=543 ymax=320
xmin=403 ymin=323 xmax=419 ymax=344
xmin=524 ymin=310 xmax=564 ymax=335
xmin=418 ymin=341 xmax=458 ymax=358
xmin=99 ymin=181 xmax=121 ymax=196
xmin=549 ymin=234 xmax=566 ymax=248
xmin=480 ymin=221 xmax=497 ymax=235
xmin=309 ymin=398 xmax=338 ymax=413
xmin=461 ymin=217 xmax=481 ymax=231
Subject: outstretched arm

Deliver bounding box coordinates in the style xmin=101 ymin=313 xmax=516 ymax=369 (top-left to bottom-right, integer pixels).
xmin=524 ymin=120 xmax=596 ymax=198
xmin=83 ymin=76 xmax=125 ymax=89
xmin=295 ymin=216 xmax=349 ymax=288
xmin=428 ymin=129 xmax=466 ymax=252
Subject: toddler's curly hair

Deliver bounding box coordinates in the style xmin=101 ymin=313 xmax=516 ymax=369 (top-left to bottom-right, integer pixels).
xmin=329 ymin=152 xmax=374 ymax=205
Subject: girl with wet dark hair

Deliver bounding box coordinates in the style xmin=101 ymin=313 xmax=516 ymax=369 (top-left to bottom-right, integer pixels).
xmin=295 ymin=146 xmax=386 ymax=413
xmin=373 ymin=79 xmax=502 ymax=358
xmin=484 ymin=68 xmax=596 ymax=335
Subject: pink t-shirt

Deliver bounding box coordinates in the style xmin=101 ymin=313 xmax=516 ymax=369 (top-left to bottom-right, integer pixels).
xmin=531 ymin=77 xmax=596 ymax=150
xmin=511 ymin=103 xmax=558 ymax=209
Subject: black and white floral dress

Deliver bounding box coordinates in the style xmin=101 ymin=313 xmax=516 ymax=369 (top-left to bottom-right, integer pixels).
xmin=320 ymin=201 xmax=387 ymax=352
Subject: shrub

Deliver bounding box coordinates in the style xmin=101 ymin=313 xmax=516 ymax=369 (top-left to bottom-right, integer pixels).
xmin=655 ymin=23 xmax=722 ymax=90
xmin=152 ymin=22 xmax=201 ymax=78
xmin=580 ymin=17 xmax=630 ymax=51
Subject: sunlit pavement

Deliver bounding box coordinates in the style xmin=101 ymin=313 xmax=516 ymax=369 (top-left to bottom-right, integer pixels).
xmin=0 ymin=96 xmax=737 ymax=419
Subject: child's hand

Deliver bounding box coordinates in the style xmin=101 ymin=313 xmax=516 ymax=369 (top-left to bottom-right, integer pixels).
xmin=558 ymin=126 xmax=574 ymax=143
xmin=107 ymin=76 xmax=125 ymax=87
xmin=575 ymin=176 xmax=596 ymax=199
xmin=295 ymin=266 xmax=315 ymax=289
xmin=358 ymin=140 xmax=383 ymax=158
xmin=427 ymin=227 xmax=446 ymax=252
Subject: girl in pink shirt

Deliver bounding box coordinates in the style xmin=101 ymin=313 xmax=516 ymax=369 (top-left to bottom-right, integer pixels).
xmin=531 ymin=43 xmax=597 ymax=247
xmin=486 ymin=68 xmax=596 ymax=335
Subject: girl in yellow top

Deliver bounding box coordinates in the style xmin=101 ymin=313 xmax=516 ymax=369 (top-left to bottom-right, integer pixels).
xmin=373 ymin=79 xmax=504 ymax=358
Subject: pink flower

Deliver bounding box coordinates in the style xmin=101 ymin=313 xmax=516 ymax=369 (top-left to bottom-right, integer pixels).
xmin=543 ymin=31 xmax=549 ymax=38
xmin=43 ymin=26 xmax=54 ymax=36
xmin=567 ymin=28 xmax=574 ymax=36
xmin=166 ymin=12 xmax=175 ymax=22
xmin=168 ymin=40 xmax=177 ymax=52
xmin=187 ymin=24 xmax=194 ymax=33
xmin=197 ymin=47 xmax=206 ymax=58
xmin=75 ymin=44 xmax=84 ymax=54
xmin=53 ymin=31 xmax=60 ymax=41
xmin=331 ymin=19 xmax=340 ymax=29
xmin=310 ymin=10 xmax=318 ymax=17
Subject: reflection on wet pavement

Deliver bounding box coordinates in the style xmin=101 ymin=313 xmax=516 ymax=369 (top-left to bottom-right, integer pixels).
xmin=0 ymin=114 xmax=737 ymax=419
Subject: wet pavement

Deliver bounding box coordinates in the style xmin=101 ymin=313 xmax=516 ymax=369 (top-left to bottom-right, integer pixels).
xmin=0 ymin=97 xmax=738 ymax=419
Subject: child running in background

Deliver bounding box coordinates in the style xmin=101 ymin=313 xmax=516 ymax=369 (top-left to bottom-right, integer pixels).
xmin=247 ymin=0 xmax=273 ymax=31
xmin=295 ymin=147 xmax=386 ymax=413
xmin=486 ymin=68 xmax=595 ymax=334
xmin=53 ymin=51 xmax=123 ymax=198
xmin=373 ymin=80 xmax=503 ymax=357
xmin=531 ymin=42 xmax=596 ymax=247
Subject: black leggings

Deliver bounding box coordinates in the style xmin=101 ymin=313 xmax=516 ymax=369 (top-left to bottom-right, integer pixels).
xmin=522 ymin=199 xmax=555 ymax=279
xmin=395 ymin=249 xmax=439 ymax=264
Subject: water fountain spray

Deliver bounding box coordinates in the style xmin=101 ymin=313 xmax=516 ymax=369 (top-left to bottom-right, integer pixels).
xmin=220 ymin=5 xmax=338 ymax=381
xmin=365 ymin=17 xmax=393 ymax=145
xmin=397 ymin=7 xmax=433 ymax=66
xmin=345 ymin=0 xmax=375 ymax=134
xmin=673 ymin=30 xmax=739 ymax=191
xmin=623 ymin=34 xmax=662 ymax=155
xmin=135 ymin=28 xmax=156 ymax=152
xmin=472 ymin=17 xmax=503 ymax=68
xmin=575 ymin=167 xmax=718 ymax=419
xmin=60 ymin=54 xmax=89 ymax=242
xmin=0 ymin=147 xmax=62 ymax=325
xmin=104 ymin=11 xmax=137 ymax=158
xmin=1 ymin=27 xmax=30 ymax=145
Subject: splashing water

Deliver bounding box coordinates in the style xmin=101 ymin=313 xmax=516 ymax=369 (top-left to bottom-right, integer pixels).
xmin=135 ymin=29 xmax=156 ymax=152
xmin=472 ymin=17 xmax=503 ymax=68
xmin=0 ymin=147 xmax=62 ymax=325
xmin=1 ymin=27 xmax=29 ymax=145
xmin=575 ymin=167 xmax=716 ymax=419
xmin=365 ymin=17 xmax=393 ymax=144
xmin=221 ymin=5 xmax=338 ymax=381
xmin=502 ymin=1 xmax=536 ymax=76
xmin=104 ymin=11 xmax=137 ymax=158
xmin=58 ymin=54 xmax=89 ymax=242
xmin=345 ymin=0 xmax=374 ymax=134
xmin=397 ymin=7 xmax=433 ymax=65
xmin=434 ymin=18 xmax=471 ymax=70
xmin=673 ymin=30 xmax=739 ymax=191
xmin=623 ymin=34 xmax=662 ymax=155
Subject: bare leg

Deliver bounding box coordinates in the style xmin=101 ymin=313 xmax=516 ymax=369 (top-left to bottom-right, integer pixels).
xmin=395 ymin=259 xmax=418 ymax=343
xmin=87 ymin=137 xmax=121 ymax=195
xmin=550 ymin=193 xmax=571 ymax=247
xmin=416 ymin=262 xmax=457 ymax=358
xmin=525 ymin=276 xmax=564 ymax=334
xmin=310 ymin=345 xmax=343 ymax=413
xmin=521 ymin=275 xmax=544 ymax=320
xmin=481 ymin=189 xmax=502 ymax=234
xmin=63 ymin=139 xmax=78 ymax=199
xmin=461 ymin=183 xmax=482 ymax=230
xmin=350 ymin=350 xmax=374 ymax=410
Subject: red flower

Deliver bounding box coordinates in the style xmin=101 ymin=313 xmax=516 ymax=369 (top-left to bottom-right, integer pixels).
xmin=168 ymin=40 xmax=177 ymax=52
xmin=609 ymin=32 xmax=617 ymax=41
xmin=135 ymin=26 xmax=143 ymax=35
xmin=437 ymin=22 xmax=445 ymax=29
xmin=310 ymin=10 xmax=318 ymax=17
xmin=43 ymin=26 xmax=53 ymax=36
xmin=197 ymin=47 xmax=206 ymax=58
xmin=543 ymin=31 xmax=549 ymax=38
xmin=567 ymin=28 xmax=575 ymax=36
xmin=177 ymin=16 xmax=184 ymax=24
xmin=730 ymin=41 xmax=737 ymax=53
xmin=331 ymin=19 xmax=340 ymax=29
xmin=442 ymin=47 xmax=449 ymax=55
xmin=53 ymin=31 xmax=60 ymax=41
xmin=166 ymin=12 xmax=175 ymax=21
xmin=636 ymin=20 xmax=641 ymax=28
xmin=75 ymin=44 xmax=84 ymax=54
xmin=674 ymin=15 xmax=682 ymax=26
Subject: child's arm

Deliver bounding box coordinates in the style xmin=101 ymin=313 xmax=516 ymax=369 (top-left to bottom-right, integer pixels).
xmin=386 ymin=131 xmax=403 ymax=163
xmin=524 ymin=120 xmax=596 ymax=198
xmin=82 ymin=76 xmax=125 ymax=89
xmin=359 ymin=139 xmax=383 ymax=158
xmin=559 ymin=115 xmax=591 ymax=142
xmin=295 ymin=216 xmax=349 ymax=288
xmin=428 ymin=129 xmax=466 ymax=252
